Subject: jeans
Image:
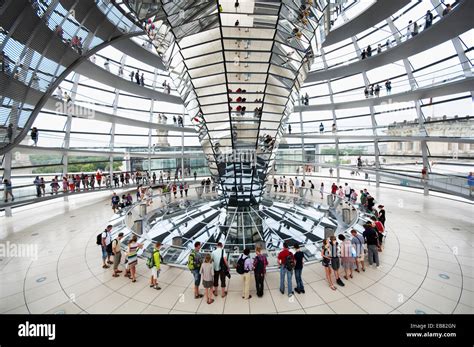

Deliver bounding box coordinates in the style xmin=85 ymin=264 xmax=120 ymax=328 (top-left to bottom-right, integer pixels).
xmin=101 ymin=245 xmax=107 ymax=260
xmin=191 ymin=269 xmax=201 ymax=287
xmin=294 ymin=268 xmax=304 ymax=291
xmin=367 ymin=245 xmax=379 ymax=266
xmin=279 ymin=266 xmax=293 ymax=296
xmin=255 ymin=272 xmax=265 ymax=297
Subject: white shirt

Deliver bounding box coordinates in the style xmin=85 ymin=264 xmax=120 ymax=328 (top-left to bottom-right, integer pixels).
xmin=344 ymin=186 xmax=351 ymax=195
xmin=101 ymin=231 xmax=112 ymax=245
xmin=211 ymin=248 xmax=226 ymax=271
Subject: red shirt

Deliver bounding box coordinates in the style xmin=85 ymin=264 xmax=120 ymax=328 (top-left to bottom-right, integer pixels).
xmin=331 ymin=184 xmax=338 ymax=194
xmin=277 ymin=248 xmax=292 ymax=265
xmin=374 ymin=221 xmax=384 ymax=233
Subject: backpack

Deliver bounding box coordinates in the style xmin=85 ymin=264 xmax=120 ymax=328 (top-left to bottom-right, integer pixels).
xmin=285 ymin=253 xmax=295 ymax=271
xmin=96 ymin=232 xmax=103 ymax=246
xmin=236 ymin=255 xmax=247 ymax=275
xmin=187 ymin=250 xmax=200 ymax=270
xmin=147 ymin=250 xmax=157 ymax=269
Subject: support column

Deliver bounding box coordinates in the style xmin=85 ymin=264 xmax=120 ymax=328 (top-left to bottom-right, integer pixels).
xmin=320 ymin=48 xmax=339 ymax=182
xmin=343 ymin=11 xmax=381 ymax=187
xmin=298 ymin=99 xmax=305 ymax=180
xmin=147 ymin=68 xmax=159 ymax=177
xmin=387 ymin=17 xmax=431 ymax=195
xmin=181 ymin=105 xmax=186 ymax=180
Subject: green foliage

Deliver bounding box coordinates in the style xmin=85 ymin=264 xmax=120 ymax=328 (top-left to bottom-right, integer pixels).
xmin=30 ymin=155 xmax=123 ymax=174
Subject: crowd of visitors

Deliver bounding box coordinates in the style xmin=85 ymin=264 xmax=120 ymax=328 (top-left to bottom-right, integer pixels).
xmin=99 ymin=172 xmax=388 ymax=301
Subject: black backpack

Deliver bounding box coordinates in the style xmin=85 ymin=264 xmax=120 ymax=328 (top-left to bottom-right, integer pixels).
xmin=285 ymin=253 xmax=295 ymax=271
xmin=236 ymin=255 xmax=247 ymax=275
xmin=96 ymin=232 xmax=103 ymax=245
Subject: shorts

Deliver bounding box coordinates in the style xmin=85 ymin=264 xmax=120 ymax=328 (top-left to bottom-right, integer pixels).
xmin=322 ymin=258 xmax=331 ymax=268
xmin=101 ymin=246 xmax=107 ymax=260
xmin=191 ymin=269 xmax=201 ymax=287
xmin=213 ymin=270 xmax=226 ymax=288
xmin=203 ymin=280 xmax=213 ymax=289
xmin=151 ymin=267 xmax=161 ymax=279
xmin=113 ymin=252 xmax=122 ymax=270
xmin=357 ymin=254 xmax=364 ymax=261
xmin=331 ymin=257 xmax=340 ymax=271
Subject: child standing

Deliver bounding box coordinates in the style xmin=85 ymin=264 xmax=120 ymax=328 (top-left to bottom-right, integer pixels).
xmin=200 ymin=254 xmax=215 ymax=304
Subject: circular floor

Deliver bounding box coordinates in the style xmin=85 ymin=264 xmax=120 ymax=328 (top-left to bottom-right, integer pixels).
xmin=0 ymin=182 xmax=472 ymax=314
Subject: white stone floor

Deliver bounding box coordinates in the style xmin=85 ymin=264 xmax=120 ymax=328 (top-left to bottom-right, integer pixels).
xmin=0 ymin=183 xmax=473 ymax=314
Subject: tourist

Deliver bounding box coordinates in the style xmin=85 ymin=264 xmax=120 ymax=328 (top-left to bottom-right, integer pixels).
xmin=378 ymin=204 xmax=386 ymax=227
xmin=3 ymin=179 xmax=14 ymax=202
xmin=277 ymin=242 xmax=294 ymax=296
xmin=319 ymin=182 xmax=324 ymax=199
xmin=253 ymin=246 xmax=268 ymax=297
xmin=30 ymin=127 xmax=38 ymax=146
xmin=442 ymin=3 xmax=452 ymax=16
xmin=321 ymin=239 xmax=336 ymax=290
xmin=385 ymin=80 xmax=392 ymax=94
xmin=104 ymin=58 xmax=110 ymax=71
xmin=371 ymin=216 xmax=385 ymax=246
xmin=188 ymin=241 xmax=204 ymax=299
xmin=149 ymin=242 xmax=162 ymax=290
xmin=338 ymin=234 xmax=355 ymax=280
xmin=363 ymin=222 xmax=380 ymax=267
xmin=425 ymin=10 xmax=433 ymax=29
xmin=329 ymin=235 xmax=345 ymax=286
xmin=344 ymin=183 xmax=351 ymax=201
xmin=127 ymin=235 xmax=143 ymax=282
xmin=135 ymin=69 xmax=140 ymax=84
xmin=319 ymin=122 xmax=324 ymax=134
xmin=329 ymin=167 xmax=334 ymax=177
xmin=200 ymin=254 xmax=214 ymax=304
xmin=112 ymin=232 xmax=124 ymax=277
xmin=111 ymin=192 xmax=120 ymax=213
xmin=211 ymin=242 xmax=228 ymax=298
xmin=273 ymin=178 xmax=278 ymax=192
xmin=377 ymin=44 xmax=382 ymax=54
xmin=295 ymin=177 xmax=300 ymax=195
xmin=100 ymin=225 xmax=114 ymax=269
xmin=351 ymin=229 xmax=366 ymax=272
xmin=468 ymin=172 xmax=474 ymax=197
xmin=412 ymin=21 xmax=419 ymax=36
xmin=407 ymin=20 xmax=414 ymax=40
xmin=237 ymin=248 xmax=253 ymax=299
xmin=289 ymin=177 xmax=294 ymax=194
xmin=293 ymin=244 xmax=305 ymax=294
xmin=366 ymin=45 xmax=372 ymax=57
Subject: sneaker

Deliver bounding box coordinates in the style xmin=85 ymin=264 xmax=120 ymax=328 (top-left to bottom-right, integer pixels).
xmin=362 ymin=268 xmax=366 ymax=272
xmin=336 ymin=278 xmax=345 ymax=286
xmin=288 ymin=292 xmax=294 ymax=297
xmin=154 ymin=286 xmax=161 ymax=290
xmin=301 ymin=289 xmax=305 ymax=294
xmin=295 ymin=288 xmax=300 ymax=294
xmin=280 ymin=289 xmax=284 ymax=295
